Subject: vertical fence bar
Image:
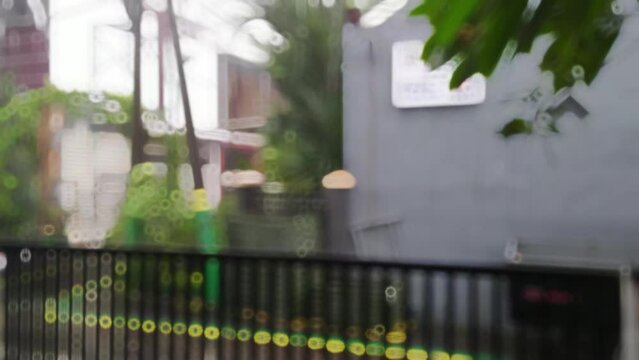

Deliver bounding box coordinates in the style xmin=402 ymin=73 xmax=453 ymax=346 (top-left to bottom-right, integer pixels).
xmin=384 ymin=268 xmax=407 ymax=360
xmin=141 ymin=255 xmax=157 ymax=360
xmin=84 ymin=252 xmax=99 ymax=360
xmin=325 ymin=264 xmax=344 ymax=360
xmin=237 ymin=259 xmax=254 ymax=360
xmin=421 ymin=270 xmax=433 ymax=356
xmin=345 ymin=266 xmax=364 ymax=360
xmin=254 ymin=260 xmax=272 ymax=360
xmin=536 ymin=275 xmax=547 ymax=360
xmin=365 ymin=266 xmax=385 ymax=360
xmin=565 ymin=316 xmax=579 ymax=360
xmin=156 ymin=256 xmax=173 ymax=360
xmin=401 ymin=269 xmax=411 ymax=359
xmin=215 ymin=257 xmax=226 ymax=360
xmin=112 ymin=253 xmax=127 ymax=359
xmin=444 ymin=272 xmax=456 ymax=356
xmin=126 ymin=254 xmax=142 ymax=360
xmin=0 ymin=251 xmax=6 ymax=360
xmin=69 ymin=252 xmax=83 ymax=360
xmin=28 ymin=251 xmax=42 ymax=360
xmin=44 ymin=249 xmax=57 ymax=360
xmin=57 ymin=250 xmax=71 ymax=360
xmin=220 ymin=258 xmax=236 ymax=360
xmin=97 ymin=252 xmax=113 ymax=360
xmin=187 ymin=256 xmax=204 ymax=360
xmin=172 ymin=256 xmax=188 ymax=359
xmin=18 ymin=249 xmax=32 ymax=360
xmin=30 ymin=251 xmax=43 ymax=360
xmin=272 ymin=261 xmax=289 ymax=360
xmin=6 ymin=249 xmax=18 ymax=360
xmin=406 ymin=271 xmax=421 ymax=360
xmin=515 ymin=277 xmax=527 ymax=360
xmin=308 ymin=263 xmax=326 ymax=360
xmin=203 ymin=256 xmax=219 ymax=360
xmin=490 ymin=275 xmax=503 ymax=360
xmin=290 ymin=261 xmax=308 ymax=360
xmin=468 ymin=273 xmax=479 ymax=358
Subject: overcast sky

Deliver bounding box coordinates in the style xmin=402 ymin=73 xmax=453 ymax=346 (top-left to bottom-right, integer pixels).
xmin=49 ymin=0 xmax=219 ymax=130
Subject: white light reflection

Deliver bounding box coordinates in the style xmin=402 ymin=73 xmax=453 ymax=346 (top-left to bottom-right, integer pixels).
xmin=141 ymin=10 xmax=158 ymax=39
xmin=322 ymin=0 xmax=336 ymax=7
xmin=27 ymin=0 xmax=48 ymax=29
xmin=359 ymin=0 xmax=408 ymax=28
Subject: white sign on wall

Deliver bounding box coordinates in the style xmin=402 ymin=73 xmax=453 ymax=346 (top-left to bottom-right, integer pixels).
xmin=392 ymin=40 xmax=486 ymax=108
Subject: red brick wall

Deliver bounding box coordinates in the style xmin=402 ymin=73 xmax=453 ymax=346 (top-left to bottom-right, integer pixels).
xmin=1 ymin=25 xmax=49 ymax=89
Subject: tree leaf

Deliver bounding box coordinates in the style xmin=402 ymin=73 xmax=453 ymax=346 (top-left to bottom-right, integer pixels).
xmin=450 ymin=56 xmax=476 ymax=89
xmin=516 ymin=0 xmax=555 ymax=53
xmin=409 ymin=3 xmax=429 ymax=17
xmin=410 ymin=0 xmax=447 ymax=18
xmin=422 ymin=0 xmax=481 ymax=61
xmin=499 ymin=119 xmax=533 ymax=138
xmin=449 ymin=0 xmax=527 ymax=88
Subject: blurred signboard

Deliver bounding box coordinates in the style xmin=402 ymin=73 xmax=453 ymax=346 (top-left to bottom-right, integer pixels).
xmin=221 ymin=170 xmax=265 ymax=188
xmin=391 ymin=40 xmax=486 ymax=108
xmin=219 ymin=116 xmax=267 ymax=130
xmin=196 ymin=129 xmax=265 ymax=148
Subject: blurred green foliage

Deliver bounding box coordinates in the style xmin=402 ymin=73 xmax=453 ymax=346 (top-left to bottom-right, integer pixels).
xmin=0 ymin=76 xmax=131 ymax=237
xmin=411 ymin=0 xmax=623 ymax=137
xmin=107 ymin=146 xmax=193 ymax=248
xmin=0 ymin=75 xmax=221 ymax=248
xmin=260 ymin=2 xmax=344 ymax=193
xmin=107 ymin=136 xmax=227 ymax=250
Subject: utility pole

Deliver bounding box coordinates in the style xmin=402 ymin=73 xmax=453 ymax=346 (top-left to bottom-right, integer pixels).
xmin=123 ymin=0 xmax=146 ymax=166
xmin=166 ymin=3 xmax=219 ymax=357
xmin=166 ymin=0 xmax=217 ymax=252
xmin=166 ymin=0 xmax=204 ymax=190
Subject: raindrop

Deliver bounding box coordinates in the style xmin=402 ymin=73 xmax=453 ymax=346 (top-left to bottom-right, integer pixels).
xmin=88 ymin=92 xmax=105 ymax=103
xmin=571 ymin=65 xmax=585 ymax=80
xmin=91 ymin=113 xmax=107 ymax=124
xmin=385 ymin=286 xmax=397 ymax=299
xmin=0 ymin=252 xmax=7 ymax=271
xmin=270 ymin=33 xmax=285 ymax=47
xmin=142 ymin=111 xmax=158 ymax=124
xmin=611 ymin=1 xmax=623 ymax=15
xmin=104 ymin=100 xmax=121 ymax=113
xmin=19 ymin=248 xmax=31 ymax=263
xmin=537 ymin=112 xmax=552 ymax=124
xmin=114 ymin=112 xmax=128 ymax=124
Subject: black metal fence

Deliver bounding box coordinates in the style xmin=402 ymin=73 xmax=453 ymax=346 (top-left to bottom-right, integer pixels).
xmin=0 ymin=247 xmax=621 ymax=360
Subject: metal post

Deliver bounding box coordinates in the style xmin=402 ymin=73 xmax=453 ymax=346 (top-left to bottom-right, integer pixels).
xmin=165 ymin=0 xmax=203 ymax=189
xmin=620 ymin=266 xmax=638 ymax=360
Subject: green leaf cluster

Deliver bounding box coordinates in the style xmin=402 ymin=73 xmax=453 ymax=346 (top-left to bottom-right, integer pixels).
xmin=0 ymin=78 xmax=131 ymax=236
xmin=0 ymin=77 xmax=213 ymax=247
xmin=106 ymin=137 xmax=198 ymax=248
xmin=411 ymin=0 xmax=623 ymax=137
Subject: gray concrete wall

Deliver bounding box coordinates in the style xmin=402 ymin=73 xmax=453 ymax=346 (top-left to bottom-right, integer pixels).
xmin=343 ymin=1 xmax=639 ymax=264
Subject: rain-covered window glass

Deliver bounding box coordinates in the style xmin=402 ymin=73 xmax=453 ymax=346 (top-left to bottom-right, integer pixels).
xmin=1 ymin=2 xmax=637 ymax=360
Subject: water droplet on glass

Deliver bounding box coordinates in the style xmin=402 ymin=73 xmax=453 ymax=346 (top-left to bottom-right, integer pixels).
xmin=104 ymin=100 xmax=121 ymax=113
xmin=611 ymin=1 xmax=623 ymax=15
xmin=571 ymin=65 xmax=585 ymax=80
